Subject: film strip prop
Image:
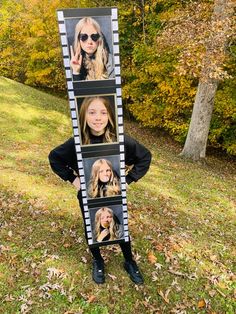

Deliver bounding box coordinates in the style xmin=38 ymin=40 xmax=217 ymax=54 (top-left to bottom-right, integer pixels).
xmin=57 ymin=7 xmax=129 ymax=247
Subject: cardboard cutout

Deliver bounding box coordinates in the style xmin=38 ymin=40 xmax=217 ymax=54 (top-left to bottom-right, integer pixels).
xmin=57 ymin=7 xmax=128 ymax=247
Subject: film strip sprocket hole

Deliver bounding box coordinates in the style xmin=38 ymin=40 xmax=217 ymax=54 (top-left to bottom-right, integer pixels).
xmin=57 ymin=7 xmax=129 ymax=246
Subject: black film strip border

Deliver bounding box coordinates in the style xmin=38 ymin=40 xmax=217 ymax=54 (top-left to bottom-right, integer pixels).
xmin=57 ymin=8 xmax=129 ymax=245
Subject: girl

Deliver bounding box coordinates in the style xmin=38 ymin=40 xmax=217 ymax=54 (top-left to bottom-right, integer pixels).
xmin=94 ymin=207 xmax=123 ymax=242
xmin=49 ymin=119 xmax=151 ymax=285
xmin=88 ymin=159 xmax=121 ymax=198
xmin=70 ymin=17 xmax=114 ymax=80
xmin=79 ymin=96 xmax=117 ymax=145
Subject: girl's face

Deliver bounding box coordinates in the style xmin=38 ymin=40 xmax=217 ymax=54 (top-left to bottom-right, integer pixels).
xmin=86 ymin=99 xmax=109 ymax=136
xmin=98 ymin=162 xmax=111 ymax=183
xmin=80 ymin=23 xmax=99 ymax=55
xmin=100 ymin=210 xmax=113 ymax=228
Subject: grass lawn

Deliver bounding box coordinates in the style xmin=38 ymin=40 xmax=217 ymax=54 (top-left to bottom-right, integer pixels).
xmin=0 ymin=76 xmax=235 ymax=313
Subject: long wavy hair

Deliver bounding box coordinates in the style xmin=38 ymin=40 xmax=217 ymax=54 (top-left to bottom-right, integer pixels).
xmin=73 ymin=17 xmax=109 ymax=80
xmin=88 ymin=159 xmax=121 ymax=198
xmin=79 ymin=96 xmax=116 ymax=145
xmin=94 ymin=207 xmax=120 ymax=241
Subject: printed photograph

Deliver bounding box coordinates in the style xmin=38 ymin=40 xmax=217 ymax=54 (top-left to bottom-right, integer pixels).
xmin=76 ymin=95 xmax=118 ymax=146
xmin=89 ymin=205 xmax=124 ymax=243
xmin=65 ymin=16 xmax=115 ymax=81
xmin=83 ymin=155 xmax=121 ymax=199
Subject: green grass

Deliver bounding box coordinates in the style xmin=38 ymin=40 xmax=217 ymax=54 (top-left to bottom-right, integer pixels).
xmin=0 ymin=76 xmax=236 ymax=313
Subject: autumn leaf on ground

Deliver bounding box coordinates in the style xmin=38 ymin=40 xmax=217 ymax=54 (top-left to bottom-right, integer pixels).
xmin=155 ymin=243 xmax=164 ymax=252
xmin=158 ymin=289 xmax=170 ymax=303
xmin=198 ymin=299 xmax=206 ymax=308
xmin=155 ymin=263 xmax=163 ymax=270
xmin=4 ymin=294 xmax=15 ymax=302
xmin=87 ymin=295 xmax=96 ymax=303
xmin=63 ymin=243 xmax=72 ymax=248
xmin=81 ymin=256 xmax=87 ymax=263
xmin=208 ymin=290 xmax=216 ymax=297
xmin=46 ymin=267 xmax=66 ymax=280
xmin=8 ymin=230 xmax=13 ymax=237
xmin=108 ymin=273 xmax=117 ymax=281
xmin=0 ymin=245 xmax=10 ymax=252
xmin=148 ymin=251 xmax=157 ymax=264
xmin=74 ymin=270 xmax=81 ymax=277
xmin=151 ymin=271 xmax=159 ymax=282
xmin=113 ymin=285 xmax=122 ymax=293
xmin=209 ymin=255 xmax=218 ymax=262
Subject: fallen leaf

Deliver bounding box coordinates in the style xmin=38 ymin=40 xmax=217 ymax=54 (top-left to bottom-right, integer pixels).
xmin=108 ymin=273 xmax=117 ymax=281
xmin=63 ymin=243 xmax=72 ymax=248
xmin=155 ymin=263 xmax=163 ymax=270
xmin=158 ymin=289 xmax=170 ymax=303
xmin=8 ymin=230 xmax=13 ymax=237
xmin=151 ymin=271 xmax=159 ymax=282
xmin=209 ymin=255 xmax=217 ymax=262
xmin=198 ymin=299 xmax=206 ymax=308
xmin=155 ymin=243 xmax=164 ymax=252
xmin=0 ymin=245 xmax=10 ymax=252
xmin=81 ymin=256 xmax=87 ymax=263
xmin=148 ymin=252 xmax=157 ymax=264
xmin=113 ymin=285 xmax=122 ymax=293
xmin=4 ymin=294 xmax=15 ymax=302
xmin=46 ymin=267 xmax=66 ymax=280
xmin=87 ymin=295 xmax=96 ymax=303
xmin=209 ymin=290 xmax=216 ymax=297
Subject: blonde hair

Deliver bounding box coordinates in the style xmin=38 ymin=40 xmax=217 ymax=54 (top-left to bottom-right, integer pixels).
xmin=88 ymin=159 xmax=120 ymax=198
xmin=94 ymin=207 xmax=119 ymax=241
xmin=73 ymin=17 xmax=108 ymax=80
xmin=79 ymin=96 xmax=116 ymax=145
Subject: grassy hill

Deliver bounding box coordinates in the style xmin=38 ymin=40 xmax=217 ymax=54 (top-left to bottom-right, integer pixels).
xmin=0 ymin=76 xmax=235 ymax=313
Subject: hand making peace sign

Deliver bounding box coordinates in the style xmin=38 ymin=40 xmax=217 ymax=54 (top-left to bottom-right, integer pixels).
xmin=70 ymin=45 xmax=83 ymax=74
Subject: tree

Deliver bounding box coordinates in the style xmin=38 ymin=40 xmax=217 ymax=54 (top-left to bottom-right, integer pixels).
xmin=180 ymin=0 xmax=235 ymax=160
xmin=126 ymin=0 xmax=235 ymax=156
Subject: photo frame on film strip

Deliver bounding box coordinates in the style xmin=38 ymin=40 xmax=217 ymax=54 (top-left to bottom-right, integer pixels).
xmin=57 ymin=7 xmax=129 ymax=247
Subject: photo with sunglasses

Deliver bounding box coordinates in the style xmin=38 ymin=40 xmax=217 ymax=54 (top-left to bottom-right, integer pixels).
xmin=69 ymin=16 xmax=115 ymax=81
xmin=79 ymin=33 xmax=100 ymax=42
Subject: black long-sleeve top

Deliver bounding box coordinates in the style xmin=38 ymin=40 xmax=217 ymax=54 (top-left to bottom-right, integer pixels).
xmin=48 ymin=134 xmax=151 ymax=185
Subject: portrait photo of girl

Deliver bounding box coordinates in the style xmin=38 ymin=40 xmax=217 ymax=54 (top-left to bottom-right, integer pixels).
xmin=92 ymin=206 xmax=124 ymax=243
xmin=86 ymin=157 xmax=121 ymax=198
xmin=78 ymin=95 xmax=117 ymax=145
xmin=69 ymin=16 xmax=114 ymax=81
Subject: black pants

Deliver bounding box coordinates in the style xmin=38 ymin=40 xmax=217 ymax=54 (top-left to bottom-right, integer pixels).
xmin=77 ymin=191 xmax=133 ymax=262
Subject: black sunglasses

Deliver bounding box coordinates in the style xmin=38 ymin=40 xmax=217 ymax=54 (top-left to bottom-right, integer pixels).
xmin=79 ymin=33 xmax=100 ymax=42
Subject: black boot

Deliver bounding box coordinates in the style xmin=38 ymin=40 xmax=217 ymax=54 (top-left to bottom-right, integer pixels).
xmin=92 ymin=259 xmax=105 ymax=284
xmin=124 ymin=260 xmax=144 ymax=285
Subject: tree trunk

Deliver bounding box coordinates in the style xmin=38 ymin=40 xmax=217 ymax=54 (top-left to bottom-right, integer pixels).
xmin=180 ymin=80 xmax=218 ymax=160
xmin=180 ymin=0 xmax=234 ymax=161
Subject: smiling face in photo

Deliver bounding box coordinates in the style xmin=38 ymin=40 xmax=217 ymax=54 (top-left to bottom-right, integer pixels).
xmin=80 ymin=22 xmax=99 ymax=55
xmin=86 ymin=98 xmax=109 ymax=136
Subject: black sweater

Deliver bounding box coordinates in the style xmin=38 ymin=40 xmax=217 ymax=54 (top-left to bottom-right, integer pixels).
xmin=48 ymin=134 xmax=151 ymax=185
